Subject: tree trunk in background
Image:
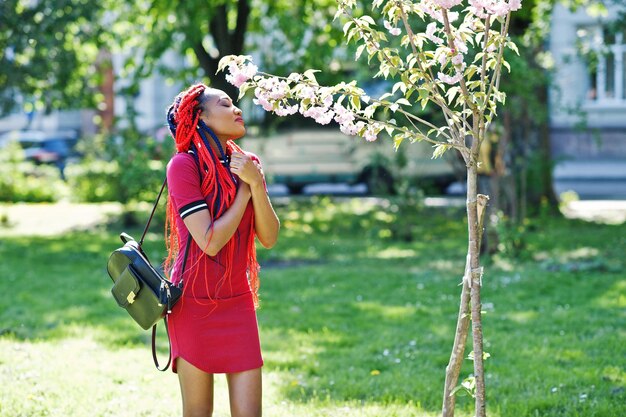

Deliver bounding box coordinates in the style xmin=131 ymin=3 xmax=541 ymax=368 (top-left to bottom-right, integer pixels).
xmin=192 ymin=0 xmax=251 ymax=102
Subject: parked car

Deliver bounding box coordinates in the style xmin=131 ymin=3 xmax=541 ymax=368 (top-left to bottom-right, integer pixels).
xmin=0 ymin=129 xmax=79 ymax=165
xmin=242 ymin=129 xmax=456 ymax=194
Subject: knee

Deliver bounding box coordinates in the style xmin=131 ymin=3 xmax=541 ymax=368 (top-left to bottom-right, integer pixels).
xmin=183 ymin=406 xmax=213 ymax=417
xmin=231 ymin=403 xmax=261 ymax=417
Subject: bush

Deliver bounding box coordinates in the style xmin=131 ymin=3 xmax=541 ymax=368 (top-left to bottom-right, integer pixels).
xmin=65 ymin=159 xmax=121 ymax=202
xmin=0 ymin=142 xmax=66 ymax=202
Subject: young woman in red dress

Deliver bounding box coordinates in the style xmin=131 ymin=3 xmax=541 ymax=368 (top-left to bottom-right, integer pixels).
xmin=164 ymin=83 xmax=280 ymax=417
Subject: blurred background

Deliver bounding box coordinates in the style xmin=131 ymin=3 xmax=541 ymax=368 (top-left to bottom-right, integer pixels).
xmin=0 ymin=0 xmax=624 ymax=212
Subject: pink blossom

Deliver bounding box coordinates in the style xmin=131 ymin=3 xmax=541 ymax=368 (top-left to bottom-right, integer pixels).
xmin=302 ymin=106 xmax=335 ymax=125
xmin=269 ymin=80 xmax=290 ymax=100
xmin=323 ymin=96 xmax=334 ymax=108
xmin=417 ymin=3 xmax=443 ymax=22
xmin=469 ymin=0 xmax=523 ymax=17
xmin=489 ymin=1 xmax=510 ymax=17
xmin=298 ymin=86 xmax=317 ymax=100
xmin=509 ymin=0 xmax=522 ymax=11
xmin=470 ymin=0 xmax=490 ymax=8
xmin=454 ymin=38 xmax=468 ymax=54
xmin=340 ymin=121 xmax=359 ymax=136
xmin=452 ymin=53 xmax=464 ymax=66
xmin=225 ymin=62 xmax=258 ymax=88
xmin=438 ymin=71 xmax=463 ymax=85
xmin=275 ymin=104 xmax=299 ymax=116
xmin=469 ymin=5 xmax=489 ymax=18
xmin=438 ymin=52 xmax=449 ymax=66
xmin=432 ymin=0 xmax=462 ymax=9
xmin=364 ymin=126 xmax=378 ymax=142
xmin=334 ymin=103 xmax=356 ymax=125
xmin=426 ymin=23 xmax=443 ymax=45
xmin=253 ymin=95 xmax=274 ymax=112
xmin=384 ymin=20 xmax=401 ymax=36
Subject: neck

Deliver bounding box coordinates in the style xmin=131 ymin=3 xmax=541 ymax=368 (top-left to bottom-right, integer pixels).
xmin=198 ymin=121 xmax=229 ymax=158
xmin=209 ymin=137 xmax=230 ymax=155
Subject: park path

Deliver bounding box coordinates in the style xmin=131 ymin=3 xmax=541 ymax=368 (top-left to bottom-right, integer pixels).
xmin=0 ymin=199 xmax=624 ymax=237
xmin=0 ymin=202 xmax=123 ymax=237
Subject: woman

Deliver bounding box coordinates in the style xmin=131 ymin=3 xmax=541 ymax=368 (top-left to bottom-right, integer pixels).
xmin=164 ymin=83 xmax=280 ymax=417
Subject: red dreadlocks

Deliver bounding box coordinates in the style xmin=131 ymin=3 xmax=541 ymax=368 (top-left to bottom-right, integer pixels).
xmin=163 ymin=83 xmax=260 ymax=308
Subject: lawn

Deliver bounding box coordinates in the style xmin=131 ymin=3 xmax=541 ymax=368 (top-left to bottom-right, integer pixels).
xmin=0 ymin=197 xmax=624 ymax=417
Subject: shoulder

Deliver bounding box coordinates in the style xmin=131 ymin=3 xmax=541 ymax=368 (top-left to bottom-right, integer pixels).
xmin=167 ymin=152 xmax=196 ymax=173
xmin=167 ymin=153 xmax=201 ymax=186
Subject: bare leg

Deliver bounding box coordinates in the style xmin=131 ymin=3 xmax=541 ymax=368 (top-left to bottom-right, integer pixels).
xmin=177 ymin=357 xmax=215 ymax=417
xmin=226 ymin=368 xmax=262 ymax=417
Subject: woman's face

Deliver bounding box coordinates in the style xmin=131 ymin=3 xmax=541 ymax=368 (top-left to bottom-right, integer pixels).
xmin=199 ymin=89 xmax=246 ymax=140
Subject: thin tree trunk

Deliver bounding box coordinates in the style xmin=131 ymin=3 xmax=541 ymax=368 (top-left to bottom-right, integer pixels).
xmin=467 ymin=160 xmax=486 ymax=417
xmin=442 ymin=193 xmax=489 ymax=417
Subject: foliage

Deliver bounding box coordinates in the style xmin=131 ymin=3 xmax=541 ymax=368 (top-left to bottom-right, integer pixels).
xmin=104 ymin=0 xmax=356 ymax=107
xmin=65 ymin=159 xmax=121 ymax=202
xmin=105 ymin=128 xmax=169 ymax=205
xmin=0 ymin=141 xmax=66 ymax=202
xmin=221 ymin=1 xmax=519 ymax=156
xmin=0 ymin=200 xmax=624 ymax=416
xmin=64 ymin=128 xmax=170 ymax=207
xmin=0 ymin=0 xmax=107 ymax=116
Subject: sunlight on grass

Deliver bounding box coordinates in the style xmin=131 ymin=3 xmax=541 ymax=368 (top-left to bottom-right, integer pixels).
xmin=355 ymin=301 xmax=416 ymax=320
xmin=593 ymin=280 xmax=626 ymax=309
xmin=372 ymin=247 xmax=418 ymax=259
xmin=506 ymin=310 xmax=538 ymax=324
xmin=1 ymin=200 xmax=625 ymax=416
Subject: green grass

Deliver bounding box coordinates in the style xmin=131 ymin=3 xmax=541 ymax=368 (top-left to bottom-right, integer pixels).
xmin=0 ymin=197 xmax=624 ymax=416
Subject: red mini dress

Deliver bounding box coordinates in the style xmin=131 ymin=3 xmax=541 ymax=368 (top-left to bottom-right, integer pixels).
xmin=166 ymin=152 xmax=263 ymax=374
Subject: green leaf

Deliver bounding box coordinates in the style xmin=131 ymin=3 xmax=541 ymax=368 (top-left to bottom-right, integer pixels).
xmin=393 ymin=134 xmax=405 ymax=150
xmin=356 ymin=44 xmax=367 ymax=60
xmin=343 ymin=21 xmax=353 ymax=36
xmin=446 ymin=86 xmax=460 ymax=105
xmin=304 ymin=69 xmax=321 ymax=83
xmin=503 ymin=59 xmax=511 ymax=73
xmin=507 ymin=40 xmax=520 ymax=55
xmin=395 ymin=98 xmax=411 ymax=106
xmin=432 ymin=143 xmax=451 ymax=159
xmin=351 ymin=94 xmax=362 ymax=111
xmin=238 ymin=82 xmax=251 ymax=99
xmin=360 ymin=15 xmax=376 ymax=26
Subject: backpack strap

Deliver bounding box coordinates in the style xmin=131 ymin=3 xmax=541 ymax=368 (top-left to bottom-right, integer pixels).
xmin=149 ymin=154 xmax=199 ymax=371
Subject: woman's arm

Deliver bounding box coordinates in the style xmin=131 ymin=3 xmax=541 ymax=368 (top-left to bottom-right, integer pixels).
xmin=230 ymin=152 xmax=280 ymax=248
xmin=183 ymin=182 xmax=251 ymax=256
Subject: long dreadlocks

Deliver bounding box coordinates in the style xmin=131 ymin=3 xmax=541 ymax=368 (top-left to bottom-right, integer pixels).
xmin=163 ymin=83 xmax=260 ymax=308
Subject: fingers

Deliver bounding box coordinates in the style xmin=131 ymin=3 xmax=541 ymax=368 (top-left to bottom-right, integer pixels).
xmin=229 ymin=152 xmax=249 ymax=171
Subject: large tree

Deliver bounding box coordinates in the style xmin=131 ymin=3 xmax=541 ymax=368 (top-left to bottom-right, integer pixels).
xmin=0 ymin=0 xmax=107 ymax=117
xmin=111 ymin=0 xmax=350 ymax=102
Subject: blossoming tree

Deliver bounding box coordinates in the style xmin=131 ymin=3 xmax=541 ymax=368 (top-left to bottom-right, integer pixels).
xmin=219 ymin=0 xmax=521 ymax=415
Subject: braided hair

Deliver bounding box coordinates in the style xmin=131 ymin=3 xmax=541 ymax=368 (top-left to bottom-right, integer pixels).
xmin=164 ymin=83 xmax=260 ymax=308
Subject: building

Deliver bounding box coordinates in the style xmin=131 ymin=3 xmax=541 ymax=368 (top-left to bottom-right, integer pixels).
xmin=549 ymin=2 xmax=626 ymax=198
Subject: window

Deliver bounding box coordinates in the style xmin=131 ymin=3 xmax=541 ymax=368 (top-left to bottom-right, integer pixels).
xmin=578 ymin=25 xmax=626 ymax=104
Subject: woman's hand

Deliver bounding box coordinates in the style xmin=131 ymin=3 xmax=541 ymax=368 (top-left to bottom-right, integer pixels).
xmin=230 ymin=152 xmax=263 ymax=187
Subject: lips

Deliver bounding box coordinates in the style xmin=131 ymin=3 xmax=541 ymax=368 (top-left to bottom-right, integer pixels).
xmin=235 ymin=117 xmax=244 ymax=124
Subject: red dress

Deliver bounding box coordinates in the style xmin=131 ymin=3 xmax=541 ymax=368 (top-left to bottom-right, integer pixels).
xmin=165 ymin=152 xmax=263 ymax=374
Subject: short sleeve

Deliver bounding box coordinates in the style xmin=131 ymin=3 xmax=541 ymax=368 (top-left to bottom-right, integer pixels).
xmin=167 ymin=153 xmax=208 ymax=219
